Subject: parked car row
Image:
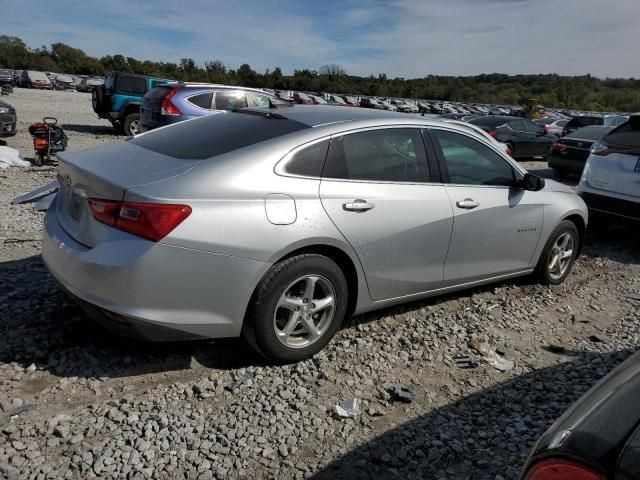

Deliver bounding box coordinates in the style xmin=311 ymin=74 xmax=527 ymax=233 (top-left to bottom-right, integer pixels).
xmin=2 ymin=69 xmax=105 ymax=92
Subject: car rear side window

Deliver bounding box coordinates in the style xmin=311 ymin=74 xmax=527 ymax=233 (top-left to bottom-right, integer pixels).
xmin=118 ymin=76 xmax=147 ymax=95
xmin=604 ymin=116 xmax=640 ymax=148
xmin=431 ymin=129 xmax=514 ymax=187
xmin=285 ymin=141 xmax=329 ymax=177
xmin=130 ymin=113 xmax=309 ymax=160
xmin=188 ymin=92 xmax=214 ymax=109
xmin=215 ymin=91 xmax=248 ymax=111
xmin=323 ymin=128 xmax=429 ymax=183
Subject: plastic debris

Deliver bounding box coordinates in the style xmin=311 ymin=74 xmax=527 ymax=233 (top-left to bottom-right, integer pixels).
xmin=12 ymin=180 xmax=59 ymax=204
xmin=0 ymin=146 xmax=30 ymax=169
xmin=454 ymin=356 xmax=477 ymax=370
xmin=34 ymin=193 xmax=57 ymax=212
xmin=335 ymin=398 xmax=359 ymax=418
xmin=572 ymin=314 xmax=592 ymax=324
xmin=485 ymin=351 xmax=514 ymax=372
xmin=391 ymin=385 xmax=415 ymax=404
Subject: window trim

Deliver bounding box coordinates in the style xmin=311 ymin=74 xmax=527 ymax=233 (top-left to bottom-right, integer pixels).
xmin=275 ymin=136 xmax=332 ymax=179
xmin=185 ymin=91 xmax=215 ymax=111
xmin=428 ymin=126 xmax=526 ymax=189
xmin=321 ymin=125 xmax=433 ymax=185
xmin=212 ymin=90 xmax=249 ymax=111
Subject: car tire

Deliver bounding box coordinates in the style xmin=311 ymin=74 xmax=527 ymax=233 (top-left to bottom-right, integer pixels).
xmin=535 ymin=220 xmax=579 ymax=285
xmin=34 ymin=151 xmax=44 ymax=167
xmin=92 ymin=86 xmax=106 ymax=114
xmin=123 ymin=113 xmax=140 ymax=136
xmin=243 ymin=254 xmax=348 ymax=363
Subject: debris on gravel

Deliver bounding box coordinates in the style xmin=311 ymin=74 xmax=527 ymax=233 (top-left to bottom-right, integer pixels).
xmin=0 ymin=89 xmax=639 ymax=480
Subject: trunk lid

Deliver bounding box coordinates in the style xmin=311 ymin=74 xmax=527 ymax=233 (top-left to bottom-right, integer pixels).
xmin=56 ymin=140 xmax=199 ymax=247
xmin=556 ymin=137 xmax=594 ymax=162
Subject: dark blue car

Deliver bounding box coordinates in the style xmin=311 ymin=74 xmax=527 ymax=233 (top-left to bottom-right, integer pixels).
xmin=139 ymin=83 xmax=282 ymax=132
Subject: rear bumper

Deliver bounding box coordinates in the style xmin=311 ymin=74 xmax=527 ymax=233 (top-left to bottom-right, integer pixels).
xmin=578 ymin=190 xmax=640 ymax=221
xmin=548 ymin=154 xmax=587 ymax=173
xmin=42 ymin=198 xmax=270 ymax=341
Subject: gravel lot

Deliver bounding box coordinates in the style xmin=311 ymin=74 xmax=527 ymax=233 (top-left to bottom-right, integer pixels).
xmin=1 ymin=89 xmax=639 ymax=480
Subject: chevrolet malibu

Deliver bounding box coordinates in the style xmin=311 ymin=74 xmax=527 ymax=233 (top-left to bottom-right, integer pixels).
xmin=42 ymin=106 xmax=588 ymax=362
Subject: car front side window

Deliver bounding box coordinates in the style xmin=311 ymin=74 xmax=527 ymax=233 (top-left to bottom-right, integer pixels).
xmin=247 ymin=92 xmax=270 ymax=108
xmin=322 ymin=128 xmax=429 ymax=183
xmin=431 ymin=129 xmax=515 ymax=187
xmin=214 ymin=90 xmax=248 ymax=111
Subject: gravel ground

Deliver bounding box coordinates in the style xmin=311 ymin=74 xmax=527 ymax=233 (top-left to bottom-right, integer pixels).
xmin=1 ymin=89 xmax=639 ymax=480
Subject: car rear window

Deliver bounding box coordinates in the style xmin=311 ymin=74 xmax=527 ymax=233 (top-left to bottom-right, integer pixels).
xmin=144 ymin=86 xmax=172 ymax=104
xmin=603 ymin=116 xmax=640 ymax=148
xmin=567 ymin=126 xmax=613 ymax=140
xmin=118 ymin=75 xmax=147 ymax=95
xmin=469 ymin=116 xmax=509 ymax=128
xmin=130 ymin=112 xmax=310 ymax=160
xmin=567 ymin=116 xmax=603 ymax=128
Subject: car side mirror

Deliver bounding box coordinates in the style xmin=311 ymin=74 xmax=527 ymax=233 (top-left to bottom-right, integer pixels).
xmin=518 ymin=173 xmax=545 ymax=191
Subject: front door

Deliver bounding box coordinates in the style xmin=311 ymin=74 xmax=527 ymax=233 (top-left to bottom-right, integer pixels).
xmin=429 ymin=127 xmax=544 ymax=283
xmin=319 ymin=127 xmax=453 ymax=301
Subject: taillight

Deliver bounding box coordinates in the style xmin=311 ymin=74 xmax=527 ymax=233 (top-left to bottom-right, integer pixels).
xmin=551 ymin=143 xmax=567 ymax=153
xmin=34 ymin=138 xmax=48 ymax=149
xmin=524 ymin=459 xmax=606 ymax=480
xmin=591 ymin=141 xmax=610 ymax=156
xmin=88 ymin=198 xmax=191 ymax=242
xmin=161 ymin=88 xmax=182 ymax=116
xmin=488 ymin=130 xmax=497 ymax=137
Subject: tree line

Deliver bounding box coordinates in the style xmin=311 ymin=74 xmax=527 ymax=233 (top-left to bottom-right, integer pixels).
xmin=2 ymin=35 xmax=639 ymax=112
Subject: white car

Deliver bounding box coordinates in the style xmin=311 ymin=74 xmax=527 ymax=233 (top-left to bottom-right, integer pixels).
xmin=537 ymin=117 xmax=569 ymax=137
xmin=577 ymin=114 xmax=640 ymax=222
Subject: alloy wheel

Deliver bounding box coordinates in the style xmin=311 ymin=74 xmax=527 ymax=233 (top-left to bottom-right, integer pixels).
xmin=273 ymin=275 xmax=336 ymax=349
xmin=548 ymin=232 xmax=574 ymax=280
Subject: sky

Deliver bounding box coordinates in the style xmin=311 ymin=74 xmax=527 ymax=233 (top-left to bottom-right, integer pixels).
xmin=3 ymin=0 xmax=640 ymax=78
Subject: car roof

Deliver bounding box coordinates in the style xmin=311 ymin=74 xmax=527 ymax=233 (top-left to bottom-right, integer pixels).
xmin=248 ymin=104 xmax=418 ymax=127
xmin=163 ymin=82 xmax=276 ymax=96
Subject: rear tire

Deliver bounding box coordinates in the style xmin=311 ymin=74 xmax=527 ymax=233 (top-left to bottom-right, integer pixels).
xmin=123 ymin=113 xmax=140 ymax=136
xmin=243 ymin=254 xmax=348 ymax=363
xmin=92 ymin=86 xmax=106 ymax=114
xmin=34 ymin=151 xmax=44 ymax=167
xmin=535 ymin=220 xmax=579 ymax=285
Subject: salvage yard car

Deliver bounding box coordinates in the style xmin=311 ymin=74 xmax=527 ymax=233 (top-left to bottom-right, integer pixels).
xmin=92 ymin=71 xmax=172 ymax=136
xmin=577 ymin=114 xmax=640 ymax=222
xmin=42 ymin=106 xmax=587 ymax=362
xmin=521 ymin=350 xmax=640 ymax=480
xmin=0 ymin=99 xmax=17 ymax=137
xmin=139 ymin=82 xmax=281 ymax=132
xmin=548 ymin=125 xmax=613 ymax=177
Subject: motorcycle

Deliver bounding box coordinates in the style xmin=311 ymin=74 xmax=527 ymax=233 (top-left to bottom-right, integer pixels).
xmin=28 ymin=117 xmax=68 ymax=166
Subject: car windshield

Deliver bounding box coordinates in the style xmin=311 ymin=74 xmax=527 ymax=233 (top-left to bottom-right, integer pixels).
xmin=604 ymin=116 xmax=640 ymax=148
xmin=56 ymin=75 xmax=73 ymax=82
xmin=130 ymin=111 xmax=310 ymax=160
xmin=568 ymin=116 xmax=602 ymax=127
xmin=331 ymin=96 xmax=346 ymax=104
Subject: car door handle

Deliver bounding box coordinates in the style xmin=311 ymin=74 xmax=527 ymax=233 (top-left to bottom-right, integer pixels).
xmin=456 ymin=198 xmax=480 ymax=209
xmin=343 ymin=199 xmax=375 ymax=212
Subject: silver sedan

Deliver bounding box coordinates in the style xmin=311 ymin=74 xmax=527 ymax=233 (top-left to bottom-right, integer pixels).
xmin=42 ymin=106 xmax=587 ymax=362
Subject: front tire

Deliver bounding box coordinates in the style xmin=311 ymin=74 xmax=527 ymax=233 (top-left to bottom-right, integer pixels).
xmin=243 ymin=254 xmax=348 ymax=363
xmin=535 ymin=220 xmax=579 ymax=285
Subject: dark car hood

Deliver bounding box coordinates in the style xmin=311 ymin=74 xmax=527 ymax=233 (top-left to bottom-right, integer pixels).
xmin=528 ymin=350 xmax=640 ymax=472
xmin=0 ymin=100 xmax=15 ymax=112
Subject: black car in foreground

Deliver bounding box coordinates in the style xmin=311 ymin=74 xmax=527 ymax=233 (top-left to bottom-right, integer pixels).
xmin=548 ymin=125 xmax=614 ymax=177
xmin=0 ymin=99 xmax=17 ymax=137
xmin=521 ymin=350 xmax=640 ymax=480
xmin=469 ymin=115 xmax=555 ymax=159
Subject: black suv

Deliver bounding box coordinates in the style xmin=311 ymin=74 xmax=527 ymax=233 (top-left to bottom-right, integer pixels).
xmin=92 ymin=72 xmax=173 ymax=136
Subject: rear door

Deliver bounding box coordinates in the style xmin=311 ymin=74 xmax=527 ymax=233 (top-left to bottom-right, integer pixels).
xmin=586 ymin=118 xmax=640 ymax=198
xmin=429 ymin=127 xmax=544 ymax=283
xmin=319 ymin=127 xmax=453 ymax=301
xmin=509 ymin=120 xmax=533 ymax=156
xmin=525 ymin=119 xmax=551 ymax=156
